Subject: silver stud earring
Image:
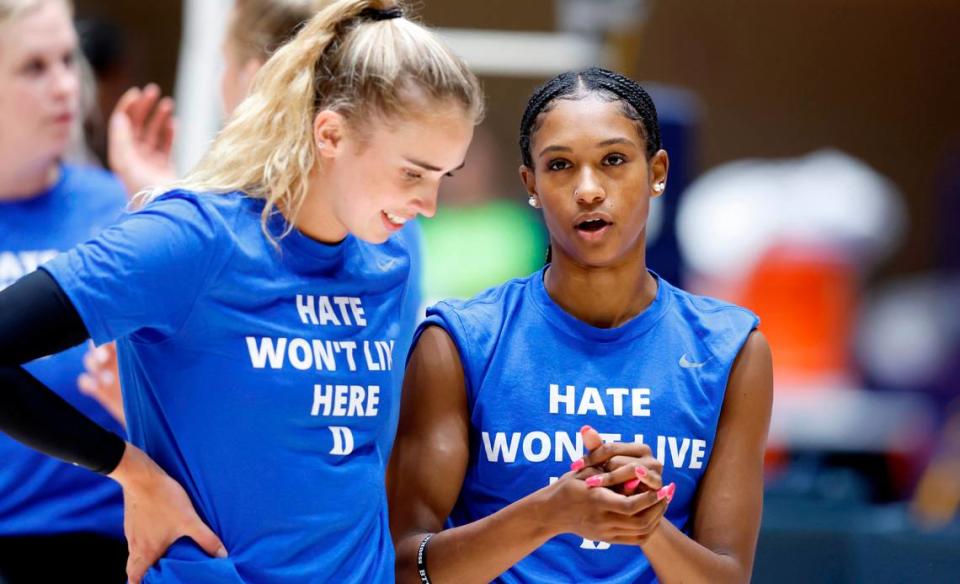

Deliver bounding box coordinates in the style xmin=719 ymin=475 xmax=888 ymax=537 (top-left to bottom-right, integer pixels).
xmin=528 ymin=195 xmax=539 ymax=208
xmin=653 ymin=183 xmax=665 ymax=192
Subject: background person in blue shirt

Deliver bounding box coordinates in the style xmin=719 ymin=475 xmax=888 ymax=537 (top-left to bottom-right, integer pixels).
xmin=389 ymin=68 xmax=773 ymax=583
xmin=0 ymin=0 xmax=128 ymax=582
xmin=0 ymin=1 xmax=482 ymax=583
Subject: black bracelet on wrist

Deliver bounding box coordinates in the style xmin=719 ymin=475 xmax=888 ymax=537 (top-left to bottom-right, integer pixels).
xmin=417 ymin=533 xmax=434 ymax=584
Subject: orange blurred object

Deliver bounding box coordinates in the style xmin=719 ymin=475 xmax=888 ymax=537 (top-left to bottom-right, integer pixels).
xmin=735 ymin=242 xmax=859 ymax=385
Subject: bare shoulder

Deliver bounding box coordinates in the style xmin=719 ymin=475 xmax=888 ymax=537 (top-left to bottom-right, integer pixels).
xmin=719 ymin=330 xmax=773 ymax=441
xmin=405 ymin=324 xmax=465 ymax=392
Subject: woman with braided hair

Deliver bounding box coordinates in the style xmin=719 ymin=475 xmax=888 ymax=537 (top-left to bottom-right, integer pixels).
xmin=389 ymin=67 xmax=772 ymax=583
xmin=0 ymin=1 xmax=482 ymax=582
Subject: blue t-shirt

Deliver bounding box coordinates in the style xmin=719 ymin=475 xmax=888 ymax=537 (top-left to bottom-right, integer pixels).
xmin=383 ymin=217 xmax=424 ymax=454
xmin=420 ymin=268 xmax=759 ymax=584
xmin=43 ymin=190 xmax=420 ymax=583
xmin=0 ymin=164 xmax=127 ymax=539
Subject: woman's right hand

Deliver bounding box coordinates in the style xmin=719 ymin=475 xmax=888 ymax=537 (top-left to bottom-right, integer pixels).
xmin=108 ymin=84 xmax=177 ymax=197
xmin=534 ymin=426 xmax=674 ymax=546
xmin=537 ymin=466 xmax=672 ymax=546
xmin=108 ymin=443 xmax=227 ymax=584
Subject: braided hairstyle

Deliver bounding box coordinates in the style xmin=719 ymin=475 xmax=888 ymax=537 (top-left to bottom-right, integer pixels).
xmin=519 ymin=67 xmax=661 ymax=168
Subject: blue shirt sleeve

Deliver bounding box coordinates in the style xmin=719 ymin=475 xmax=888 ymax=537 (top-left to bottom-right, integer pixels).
xmin=41 ymin=192 xmax=236 ymax=345
xmin=418 ymin=299 xmax=488 ymax=407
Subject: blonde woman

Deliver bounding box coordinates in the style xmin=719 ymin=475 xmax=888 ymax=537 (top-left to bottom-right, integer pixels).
xmin=83 ymin=1 xmax=427 ymax=458
xmin=79 ymin=0 xmax=351 ymax=417
xmin=0 ymin=1 xmax=482 ymax=583
xmin=0 ymin=0 xmax=129 ymax=581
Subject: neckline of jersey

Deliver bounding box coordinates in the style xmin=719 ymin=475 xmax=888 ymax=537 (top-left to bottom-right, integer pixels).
xmin=258 ymin=199 xmax=355 ymax=262
xmin=0 ymin=164 xmax=71 ymax=209
xmin=528 ymin=265 xmax=671 ymax=343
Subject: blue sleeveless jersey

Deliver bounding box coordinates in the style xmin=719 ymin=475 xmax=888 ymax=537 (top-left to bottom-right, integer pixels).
xmin=421 ymin=268 xmax=758 ymax=583
xmin=0 ymin=164 xmax=127 ymax=539
xmin=44 ymin=191 xmax=421 ymax=583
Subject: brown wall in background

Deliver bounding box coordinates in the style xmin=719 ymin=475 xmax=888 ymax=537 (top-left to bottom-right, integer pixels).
xmin=420 ymin=0 xmax=554 ymax=31
xmin=627 ymin=0 xmax=960 ymax=275
xmin=425 ymin=0 xmax=960 ymax=275
xmin=74 ymin=0 xmax=181 ymax=94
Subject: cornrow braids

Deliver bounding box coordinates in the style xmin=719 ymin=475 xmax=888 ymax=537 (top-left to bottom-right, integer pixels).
xmin=518 ymin=67 xmax=661 ymax=168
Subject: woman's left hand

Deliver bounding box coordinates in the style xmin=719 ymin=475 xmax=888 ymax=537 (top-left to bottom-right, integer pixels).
xmin=572 ymin=425 xmax=666 ymax=495
xmin=571 ymin=425 xmax=674 ymax=546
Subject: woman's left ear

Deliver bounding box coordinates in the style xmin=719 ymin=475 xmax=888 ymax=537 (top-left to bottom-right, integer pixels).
xmin=650 ymin=149 xmax=669 ymax=197
xmin=313 ymin=110 xmax=345 ymax=159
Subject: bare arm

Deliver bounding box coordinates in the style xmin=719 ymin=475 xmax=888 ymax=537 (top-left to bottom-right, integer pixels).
xmin=641 ymin=331 xmax=774 ymax=584
xmin=388 ymin=326 xmax=554 ymax=584
xmin=388 ymin=326 xmax=668 ymax=584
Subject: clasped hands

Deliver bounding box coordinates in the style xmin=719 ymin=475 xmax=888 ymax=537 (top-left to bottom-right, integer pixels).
xmin=537 ymin=425 xmax=674 ymax=546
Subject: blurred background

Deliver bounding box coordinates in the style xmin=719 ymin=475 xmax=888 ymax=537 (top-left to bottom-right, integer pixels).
xmin=70 ymin=0 xmax=959 ymax=581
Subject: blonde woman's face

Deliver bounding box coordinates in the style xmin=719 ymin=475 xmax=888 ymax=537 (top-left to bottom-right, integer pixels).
xmin=0 ymin=0 xmax=79 ymax=162
xmin=322 ymin=103 xmax=475 ymax=244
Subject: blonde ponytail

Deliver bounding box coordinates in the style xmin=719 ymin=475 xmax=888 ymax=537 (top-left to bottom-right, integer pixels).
xmin=153 ymin=0 xmax=483 ymax=241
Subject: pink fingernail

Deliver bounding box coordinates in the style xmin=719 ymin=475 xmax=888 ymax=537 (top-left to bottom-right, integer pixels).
xmin=580 ymin=425 xmax=593 ymax=434
xmin=657 ymin=484 xmax=671 ymax=501
xmin=570 ymin=458 xmax=586 ymax=472
xmin=658 ymin=482 xmax=676 ymax=502
xmin=624 ymin=478 xmax=641 ymax=491
xmin=635 ymin=466 xmax=648 ymax=478
xmin=585 ymin=475 xmax=603 ymax=488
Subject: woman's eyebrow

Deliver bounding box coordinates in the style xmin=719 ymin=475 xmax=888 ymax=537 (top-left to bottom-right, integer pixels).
xmin=404 ymin=157 xmax=466 ymax=173
xmin=596 ymin=137 xmax=636 ymax=148
xmin=537 ymin=137 xmax=636 ymax=159
xmin=537 ymin=144 xmax=572 ymax=158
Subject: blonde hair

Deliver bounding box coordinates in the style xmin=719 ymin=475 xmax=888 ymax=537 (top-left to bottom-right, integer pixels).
xmin=0 ymin=0 xmax=71 ymax=27
xmin=159 ymin=0 xmax=483 ymax=241
xmin=228 ymin=0 xmax=330 ymax=63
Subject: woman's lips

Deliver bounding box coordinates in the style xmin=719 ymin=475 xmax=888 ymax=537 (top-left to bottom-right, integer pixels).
xmin=574 ymin=220 xmax=612 ymax=242
xmin=51 ymin=112 xmax=75 ymax=125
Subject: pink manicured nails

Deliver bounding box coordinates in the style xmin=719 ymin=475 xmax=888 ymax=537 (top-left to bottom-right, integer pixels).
xmin=657 ymin=483 xmax=676 ymax=502
xmin=570 ymin=458 xmax=586 ymax=472
xmin=635 ymin=466 xmax=648 ymax=478
xmin=585 ymin=475 xmax=603 ymax=488
xmin=580 ymin=425 xmax=593 ymax=434
xmin=623 ymin=478 xmax=641 ymax=492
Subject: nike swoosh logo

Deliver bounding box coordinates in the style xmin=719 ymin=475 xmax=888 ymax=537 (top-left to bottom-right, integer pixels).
xmin=377 ymin=258 xmax=400 ymax=271
xmin=679 ymin=354 xmax=707 ymax=369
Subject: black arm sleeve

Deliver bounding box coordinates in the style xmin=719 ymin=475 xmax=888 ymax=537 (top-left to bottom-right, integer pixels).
xmin=0 ymin=269 xmax=126 ymax=475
